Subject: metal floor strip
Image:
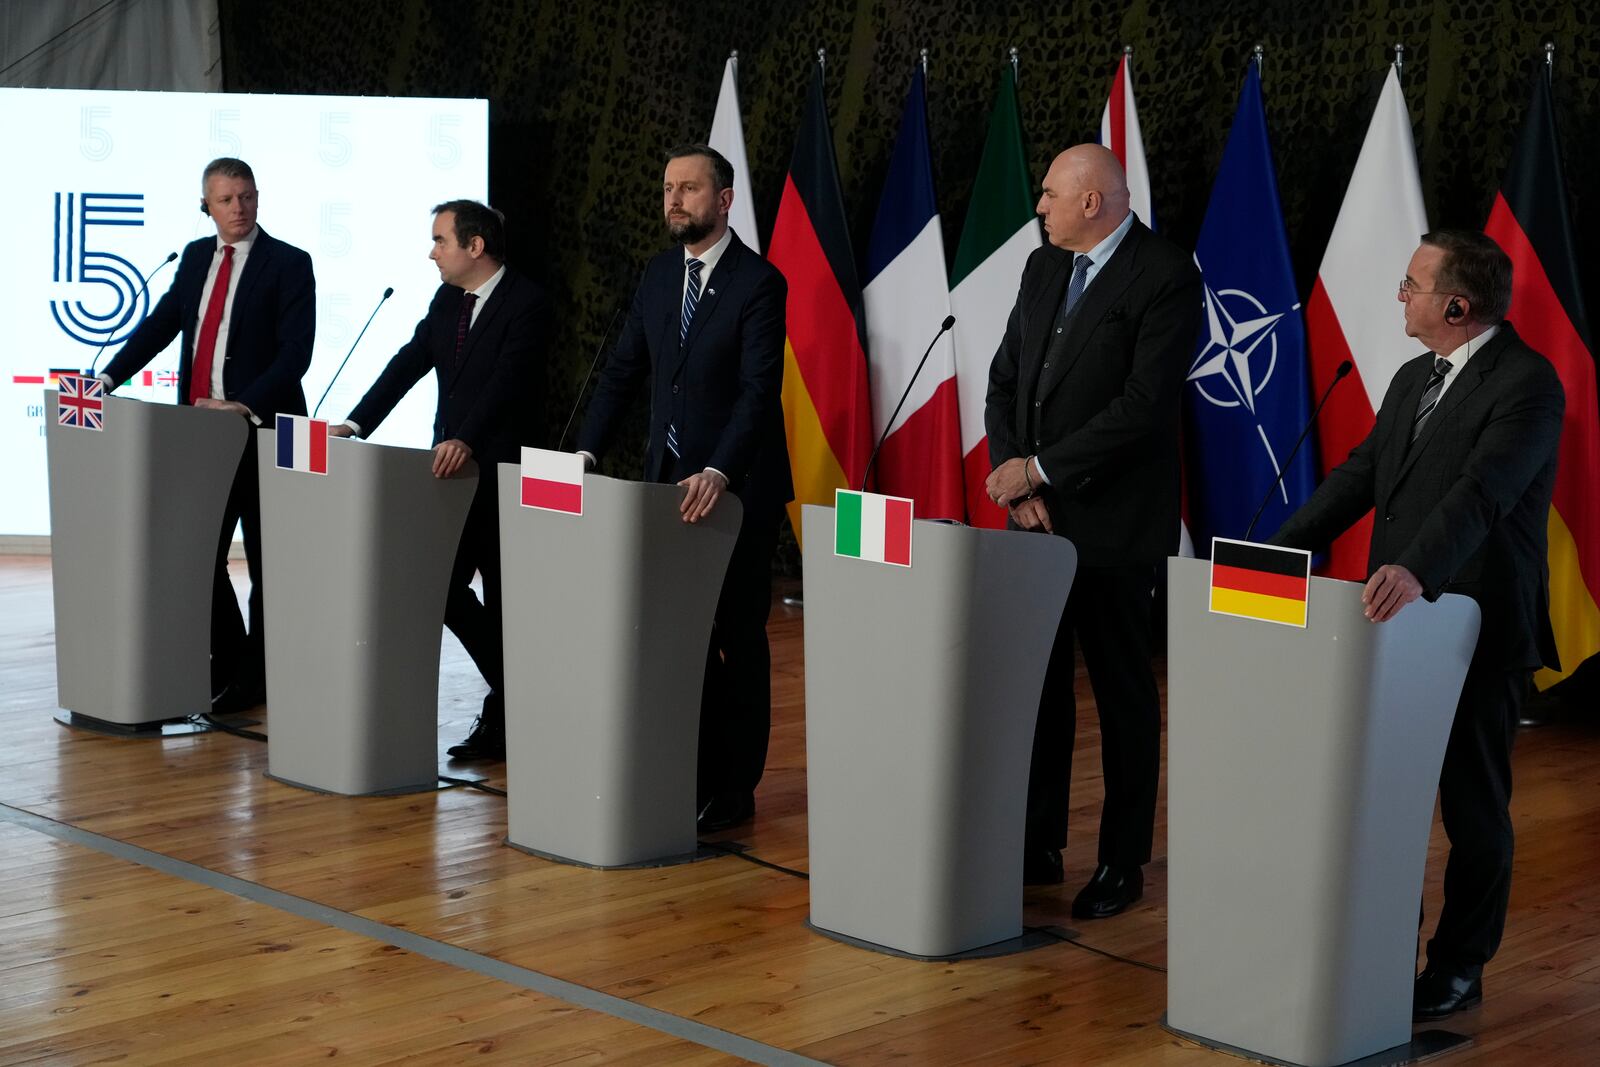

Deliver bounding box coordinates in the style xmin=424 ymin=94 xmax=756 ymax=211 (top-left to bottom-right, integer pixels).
xmin=0 ymin=801 xmax=829 ymax=1067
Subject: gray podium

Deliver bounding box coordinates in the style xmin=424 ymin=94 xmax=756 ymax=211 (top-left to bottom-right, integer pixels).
xmin=802 ymin=504 xmax=1077 ymax=959
xmin=499 ymin=468 xmax=741 ymax=868
xmin=46 ymin=392 xmax=248 ymax=730
xmin=259 ymin=433 xmax=477 ymax=795
xmin=1165 ymin=556 xmax=1481 ymax=1067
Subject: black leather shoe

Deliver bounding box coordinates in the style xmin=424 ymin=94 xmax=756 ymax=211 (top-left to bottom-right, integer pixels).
xmin=447 ymin=714 xmax=505 ymax=761
xmin=1071 ymin=863 xmax=1143 ymax=919
xmin=1413 ymin=968 xmax=1482 ymax=1021
xmin=1023 ymin=848 xmax=1065 ymax=886
xmin=696 ymin=792 xmax=754 ymax=832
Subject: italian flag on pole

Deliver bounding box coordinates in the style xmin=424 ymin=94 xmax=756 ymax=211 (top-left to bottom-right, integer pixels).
xmin=834 ymin=489 xmax=913 ymax=567
xmin=950 ymin=66 xmax=1041 ymax=529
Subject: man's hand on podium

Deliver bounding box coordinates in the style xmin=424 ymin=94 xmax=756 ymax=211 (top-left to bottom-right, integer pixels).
xmin=328 ymin=423 xmax=356 ymax=439
xmin=195 ymin=398 xmax=253 ymax=419
xmin=1009 ymin=496 xmax=1053 ymax=533
xmin=1362 ymin=563 xmax=1422 ymax=622
xmin=678 ymin=469 xmax=727 ymax=524
xmin=432 ymin=438 xmax=472 ymax=478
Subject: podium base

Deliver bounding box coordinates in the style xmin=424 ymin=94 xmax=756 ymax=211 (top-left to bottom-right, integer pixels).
xmin=503 ymin=838 xmax=722 ymax=871
xmin=263 ymin=771 xmax=439 ymax=797
xmin=804 ymin=918 xmax=1067 ymax=962
xmin=54 ymin=710 xmax=214 ymax=738
xmin=1161 ymin=1016 xmax=1471 ymax=1067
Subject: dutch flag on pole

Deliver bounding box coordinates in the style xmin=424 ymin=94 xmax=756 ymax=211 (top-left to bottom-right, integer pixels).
xmin=275 ymin=414 xmax=329 ymax=475
xmin=520 ymin=446 xmax=584 ymax=515
xmin=834 ymin=488 xmax=913 ymax=568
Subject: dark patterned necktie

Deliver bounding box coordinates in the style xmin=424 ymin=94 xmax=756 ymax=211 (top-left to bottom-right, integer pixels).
xmin=454 ymin=291 xmax=478 ymax=365
xmin=1059 ymin=254 xmax=1093 ymax=325
xmin=1411 ymin=355 xmax=1453 ymax=441
xmin=681 ymin=258 xmax=704 ymax=344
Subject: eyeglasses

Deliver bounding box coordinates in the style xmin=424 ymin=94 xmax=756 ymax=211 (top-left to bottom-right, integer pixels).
xmin=1397 ymin=279 xmax=1453 ymax=298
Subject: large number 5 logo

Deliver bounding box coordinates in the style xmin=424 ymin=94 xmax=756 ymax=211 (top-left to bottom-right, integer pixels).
xmin=51 ymin=192 xmax=149 ymax=348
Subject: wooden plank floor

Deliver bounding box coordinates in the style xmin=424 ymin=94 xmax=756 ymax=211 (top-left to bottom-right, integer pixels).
xmin=1 ymin=554 xmax=1597 ymax=1065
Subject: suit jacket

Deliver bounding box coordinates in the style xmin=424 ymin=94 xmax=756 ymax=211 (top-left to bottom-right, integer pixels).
xmin=578 ymin=232 xmax=793 ymax=516
xmin=985 ymin=220 xmax=1203 ymax=567
xmin=347 ymin=267 xmax=549 ymax=465
xmin=1270 ymin=323 xmax=1563 ymax=672
xmin=102 ymin=227 xmax=316 ymax=419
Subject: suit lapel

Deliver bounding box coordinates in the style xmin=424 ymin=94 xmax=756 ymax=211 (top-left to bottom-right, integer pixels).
xmin=446 ymin=273 xmax=510 ymax=387
xmin=1393 ymin=331 xmax=1505 ymax=485
xmin=1020 ymin=250 xmax=1071 ymax=401
xmin=1037 ymin=227 xmax=1144 ymax=404
xmin=229 ymin=228 xmax=270 ymax=319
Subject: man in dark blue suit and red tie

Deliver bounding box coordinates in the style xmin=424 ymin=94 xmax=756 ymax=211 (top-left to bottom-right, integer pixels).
xmin=330 ymin=200 xmax=550 ymax=762
xmin=100 ymin=156 xmax=316 ymax=714
xmin=577 ymin=144 xmax=791 ymax=832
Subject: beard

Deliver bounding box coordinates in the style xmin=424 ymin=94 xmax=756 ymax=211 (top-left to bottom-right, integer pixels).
xmin=668 ymin=213 xmax=715 ymax=246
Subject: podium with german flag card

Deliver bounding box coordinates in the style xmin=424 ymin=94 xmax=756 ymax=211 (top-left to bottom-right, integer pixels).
xmin=497 ymin=462 xmax=741 ymax=868
xmin=1164 ymin=550 xmax=1480 ymax=1066
xmin=802 ymin=502 xmax=1077 ymax=959
xmin=257 ymin=427 xmax=478 ymax=795
xmin=46 ymin=389 xmax=247 ymax=732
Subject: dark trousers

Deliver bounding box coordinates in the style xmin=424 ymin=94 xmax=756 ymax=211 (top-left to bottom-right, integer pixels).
xmin=445 ymin=473 xmax=506 ymax=716
xmin=696 ymin=504 xmax=780 ymax=801
xmin=1024 ymin=562 xmax=1161 ymax=868
xmin=210 ymin=433 xmax=264 ymax=698
xmin=1425 ymin=658 xmax=1527 ymax=976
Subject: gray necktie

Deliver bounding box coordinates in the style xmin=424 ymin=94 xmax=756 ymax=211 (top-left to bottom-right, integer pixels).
xmin=1411 ymin=356 xmax=1453 ymax=441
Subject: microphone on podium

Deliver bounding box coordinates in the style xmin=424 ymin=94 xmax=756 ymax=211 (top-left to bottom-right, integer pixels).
xmin=313 ymin=287 xmax=393 ymax=418
xmin=860 ymin=314 xmax=956 ymax=493
xmin=88 ymin=251 xmax=178 ymax=378
xmin=1242 ymin=359 xmax=1353 ymax=542
xmin=558 ymin=303 xmax=625 ymax=453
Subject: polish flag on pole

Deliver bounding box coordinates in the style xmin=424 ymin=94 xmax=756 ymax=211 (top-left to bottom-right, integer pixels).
xmin=1304 ymin=63 xmax=1429 ymax=578
xmin=520 ymin=446 xmax=584 ymax=515
xmin=709 ymin=52 xmax=760 ymax=254
xmin=1101 ymin=47 xmax=1154 ymax=229
xmin=275 ymin=414 xmax=328 ymax=475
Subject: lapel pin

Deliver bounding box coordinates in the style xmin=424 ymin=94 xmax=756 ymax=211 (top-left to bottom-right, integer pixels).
xmin=708 ymin=288 xmax=716 ymax=296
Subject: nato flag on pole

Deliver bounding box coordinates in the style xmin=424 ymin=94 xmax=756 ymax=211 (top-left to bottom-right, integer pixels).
xmin=1184 ymin=60 xmax=1316 ymax=548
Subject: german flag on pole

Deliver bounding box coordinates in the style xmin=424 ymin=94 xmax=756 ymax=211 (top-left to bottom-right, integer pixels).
xmin=1209 ymin=538 xmax=1312 ymax=628
xmin=770 ymin=59 xmax=873 ymax=548
xmin=1485 ymin=64 xmax=1600 ymax=690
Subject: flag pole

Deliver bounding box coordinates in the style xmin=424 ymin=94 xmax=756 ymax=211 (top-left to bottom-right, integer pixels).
xmin=1544 ymin=40 xmax=1554 ymax=79
xmin=817 ymin=47 xmax=826 ymax=81
xmin=1253 ymin=42 xmax=1264 ymax=74
xmin=1008 ymin=45 xmax=1018 ymax=86
xmin=1393 ymin=42 xmax=1405 ymax=76
xmin=729 ymin=48 xmax=738 ymax=85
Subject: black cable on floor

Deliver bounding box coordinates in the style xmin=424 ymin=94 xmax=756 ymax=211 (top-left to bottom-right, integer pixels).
xmin=191 ymin=713 xmax=268 ymax=742
xmin=1031 ymin=925 xmax=1166 ymax=974
xmin=698 ymin=839 xmax=809 ymax=880
xmin=437 ymin=775 xmax=508 ymax=797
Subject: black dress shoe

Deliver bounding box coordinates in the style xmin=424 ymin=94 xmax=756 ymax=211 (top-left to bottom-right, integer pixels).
xmin=1022 ymin=848 xmax=1065 ymax=886
xmin=446 ymin=714 xmax=505 ymax=761
xmin=1071 ymin=863 xmax=1143 ymax=919
xmin=696 ymin=792 xmax=754 ymax=832
xmin=1413 ymin=968 xmax=1482 ymax=1021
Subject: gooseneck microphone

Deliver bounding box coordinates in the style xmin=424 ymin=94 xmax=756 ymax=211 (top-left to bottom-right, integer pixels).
xmin=1243 ymin=359 xmax=1354 ymax=541
xmin=313 ymin=287 xmax=394 ymax=418
xmin=88 ymin=251 xmax=178 ymax=377
xmin=558 ymin=304 xmax=625 ymax=452
xmin=860 ymin=314 xmax=956 ymax=492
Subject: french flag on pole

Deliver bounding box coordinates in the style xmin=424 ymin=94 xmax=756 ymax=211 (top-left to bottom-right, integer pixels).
xmin=520 ymin=446 xmax=584 ymax=515
xmin=275 ymin=413 xmax=329 ymax=475
xmin=834 ymin=488 xmax=913 ymax=568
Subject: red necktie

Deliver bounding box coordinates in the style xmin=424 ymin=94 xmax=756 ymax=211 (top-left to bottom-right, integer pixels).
xmin=190 ymin=244 xmax=235 ymax=404
xmin=454 ymin=291 xmax=478 ymax=365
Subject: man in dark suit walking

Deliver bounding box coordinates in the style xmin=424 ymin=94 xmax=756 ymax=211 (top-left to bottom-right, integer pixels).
xmin=577 ymin=143 xmax=790 ymax=832
xmin=101 ymin=156 xmax=316 ymax=713
xmin=985 ymin=144 xmax=1202 ymax=916
xmin=330 ymin=200 xmax=549 ymax=761
xmin=1271 ymin=230 xmax=1563 ymax=1021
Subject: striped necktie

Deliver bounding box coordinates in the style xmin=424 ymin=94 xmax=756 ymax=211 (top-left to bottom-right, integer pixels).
xmin=1411 ymin=355 xmax=1453 ymax=441
xmin=681 ymin=258 xmax=704 ymax=344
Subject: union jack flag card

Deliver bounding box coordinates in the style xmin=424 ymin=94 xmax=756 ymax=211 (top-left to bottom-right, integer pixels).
xmin=57 ymin=375 xmax=105 ymax=431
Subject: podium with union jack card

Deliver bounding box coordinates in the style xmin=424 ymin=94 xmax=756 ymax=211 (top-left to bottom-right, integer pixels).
xmin=801 ymin=503 xmax=1077 ymax=960
xmin=1164 ymin=552 xmax=1479 ymax=1066
xmin=256 ymin=425 xmax=478 ymax=796
xmin=497 ymin=463 xmax=741 ymax=869
xmin=46 ymin=387 xmax=249 ymax=730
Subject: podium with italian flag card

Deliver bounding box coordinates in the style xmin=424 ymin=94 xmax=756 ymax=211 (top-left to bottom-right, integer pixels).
xmin=46 ymin=389 xmax=248 ymax=732
xmin=257 ymin=426 xmax=478 ymax=795
xmin=1164 ymin=551 xmax=1480 ymax=1066
xmin=497 ymin=458 xmax=741 ymax=868
xmin=802 ymin=499 xmax=1077 ymax=958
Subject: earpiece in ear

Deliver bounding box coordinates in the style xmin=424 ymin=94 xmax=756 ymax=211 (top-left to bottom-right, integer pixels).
xmin=1446 ymin=299 xmax=1463 ymax=322
xmin=200 ymin=200 xmax=210 ymax=216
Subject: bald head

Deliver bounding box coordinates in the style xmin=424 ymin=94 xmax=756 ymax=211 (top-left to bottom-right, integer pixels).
xmin=1036 ymin=144 xmax=1132 ymax=252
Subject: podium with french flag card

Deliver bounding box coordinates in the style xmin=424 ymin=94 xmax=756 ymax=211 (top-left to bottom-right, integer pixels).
xmin=497 ymin=452 xmax=740 ymax=868
xmin=1164 ymin=548 xmax=1480 ymax=1066
xmin=802 ymin=498 xmax=1077 ymax=959
xmin=46 ymin=387 xmax=248 ymax=732
xmin=257 ymin=420 xmax=478 ymax=795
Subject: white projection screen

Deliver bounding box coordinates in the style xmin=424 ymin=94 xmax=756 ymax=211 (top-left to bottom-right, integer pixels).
xmin=0 ymin=88 xmax=489 ymax=536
